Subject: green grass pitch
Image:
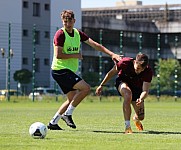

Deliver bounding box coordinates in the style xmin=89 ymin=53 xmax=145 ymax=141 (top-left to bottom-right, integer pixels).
xmin=0 ymin=96 xmax=181 ymax=150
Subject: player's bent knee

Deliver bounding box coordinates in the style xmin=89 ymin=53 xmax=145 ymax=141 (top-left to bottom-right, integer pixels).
xmin=123 ymin=91 xmax=132 ymax=101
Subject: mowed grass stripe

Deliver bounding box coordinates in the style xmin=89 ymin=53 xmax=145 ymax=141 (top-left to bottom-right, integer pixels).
xmin=0 ymin=96 xmax=181 ymax=150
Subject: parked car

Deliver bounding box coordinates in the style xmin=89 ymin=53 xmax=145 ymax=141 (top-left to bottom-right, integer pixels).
xmin=0 ymin=89 xmax=22 ymax=101
xmin=176 ymin=90 xmax=181 ymax=97
xmin=28 ymin=87 xmax=60 ymax=100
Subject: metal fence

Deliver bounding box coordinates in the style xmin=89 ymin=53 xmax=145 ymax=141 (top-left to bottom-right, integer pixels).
xmin=0 ymin=22 xmax=181 ymax=101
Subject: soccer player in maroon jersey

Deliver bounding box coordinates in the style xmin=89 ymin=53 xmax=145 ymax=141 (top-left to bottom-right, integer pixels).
xmin=96 ymin=53 xmax=153 ymax=134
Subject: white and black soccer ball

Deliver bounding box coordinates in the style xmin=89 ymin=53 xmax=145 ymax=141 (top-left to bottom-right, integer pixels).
xmin=29 ymin=122 xmax=48 ymax=139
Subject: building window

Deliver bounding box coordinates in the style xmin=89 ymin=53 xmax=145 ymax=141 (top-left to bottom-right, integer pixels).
xmin=44 ymin=58 xmax=49 ymax=66
xmin=23 ymin=1 xmax=28 ymax=8
xmin=33 ymin=2 xmax=40 ymax=17
xmin=23 ymin=29 xmax=28 ymax=37
xmin=44 ymin=4 xmax=50 ymax=11
xmin=35 ymin=31 xmax=40 ymax=44
xmin=44 ymin=31 xmax=50 ymax=39
xmin=22 ymin=57 xmax=28 ymax=65
xmin=35 ymin=58 xmax=40 ymax=72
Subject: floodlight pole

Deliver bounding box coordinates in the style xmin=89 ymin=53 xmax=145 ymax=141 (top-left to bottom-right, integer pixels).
xmin=1 ymin=26 xmax=13 ymax=102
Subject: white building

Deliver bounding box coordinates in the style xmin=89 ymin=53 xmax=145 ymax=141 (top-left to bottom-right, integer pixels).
xmin=0 ymin=0 xmax=81 ymax=94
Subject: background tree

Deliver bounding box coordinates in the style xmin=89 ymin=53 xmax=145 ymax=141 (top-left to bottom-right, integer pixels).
xmin=150 ymin=59 xmax=181 ymax=94
xmin=13 ymin=69 xmax=32 ymax=94
xmin=14 ymin=69 xmax=32 ymax=84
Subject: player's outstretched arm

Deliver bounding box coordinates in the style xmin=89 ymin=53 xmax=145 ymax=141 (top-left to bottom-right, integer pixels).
xmin=95 ymin=65 xmax=118 ymax=96
xmin=84 ymin=38 xmax=121 ymax=62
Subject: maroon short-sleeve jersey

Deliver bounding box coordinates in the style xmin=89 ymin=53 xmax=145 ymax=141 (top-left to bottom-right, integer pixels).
xmin=116 ymin=57 xmax=153 ymax=90
xmin=54 ymin=28 xmax=89 ymax=47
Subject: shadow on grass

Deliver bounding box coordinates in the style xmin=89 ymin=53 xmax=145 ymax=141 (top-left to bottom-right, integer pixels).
xmin=93 ymin=130 xmax=181 ymax=135
xmin=93 ymin=130 xmax=123 ymax=134
xmin=144 ymin=130 xmax=181 ymax=135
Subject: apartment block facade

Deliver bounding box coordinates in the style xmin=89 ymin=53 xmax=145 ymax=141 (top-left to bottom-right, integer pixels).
xmin=0 ymin=0 xmax=81 ymax=93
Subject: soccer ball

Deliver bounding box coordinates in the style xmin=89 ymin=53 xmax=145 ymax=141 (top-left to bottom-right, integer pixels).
xmin=29 ymin=122 xmax=48 ymax=139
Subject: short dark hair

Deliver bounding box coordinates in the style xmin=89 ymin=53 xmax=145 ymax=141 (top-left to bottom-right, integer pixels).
xmin=135 ymin=53 xmax=149 ymax=68
xmin=60 ymin=10 xmax=75 ymax=19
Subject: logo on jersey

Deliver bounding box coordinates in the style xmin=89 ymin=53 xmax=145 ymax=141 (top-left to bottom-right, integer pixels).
xmin=67 ymin=46 xmax=79 ymax=52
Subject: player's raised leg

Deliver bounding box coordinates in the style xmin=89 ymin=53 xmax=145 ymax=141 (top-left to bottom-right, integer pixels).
xmin=47 ymin=97 xmax=73 ymax=130
xmin=62 ymin=79 xmax=91 ymax=128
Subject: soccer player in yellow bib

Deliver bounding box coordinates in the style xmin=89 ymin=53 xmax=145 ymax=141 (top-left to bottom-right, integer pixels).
xmin=48 ymin=10 xmax=121 ymax=130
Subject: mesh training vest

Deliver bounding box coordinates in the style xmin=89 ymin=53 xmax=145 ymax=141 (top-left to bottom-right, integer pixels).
xmin=51 ymin=28 xmax=80 ymax=72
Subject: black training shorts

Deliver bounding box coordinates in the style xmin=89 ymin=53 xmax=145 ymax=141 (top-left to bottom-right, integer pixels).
xmin=115 ymin=78 xmax=142 ymax=101
xmin=51 ymin=69 xmax=82 ymax=94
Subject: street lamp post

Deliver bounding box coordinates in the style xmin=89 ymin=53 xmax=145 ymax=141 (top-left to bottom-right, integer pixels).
xmin=1 ymin=48 xmax=13 ymax=101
